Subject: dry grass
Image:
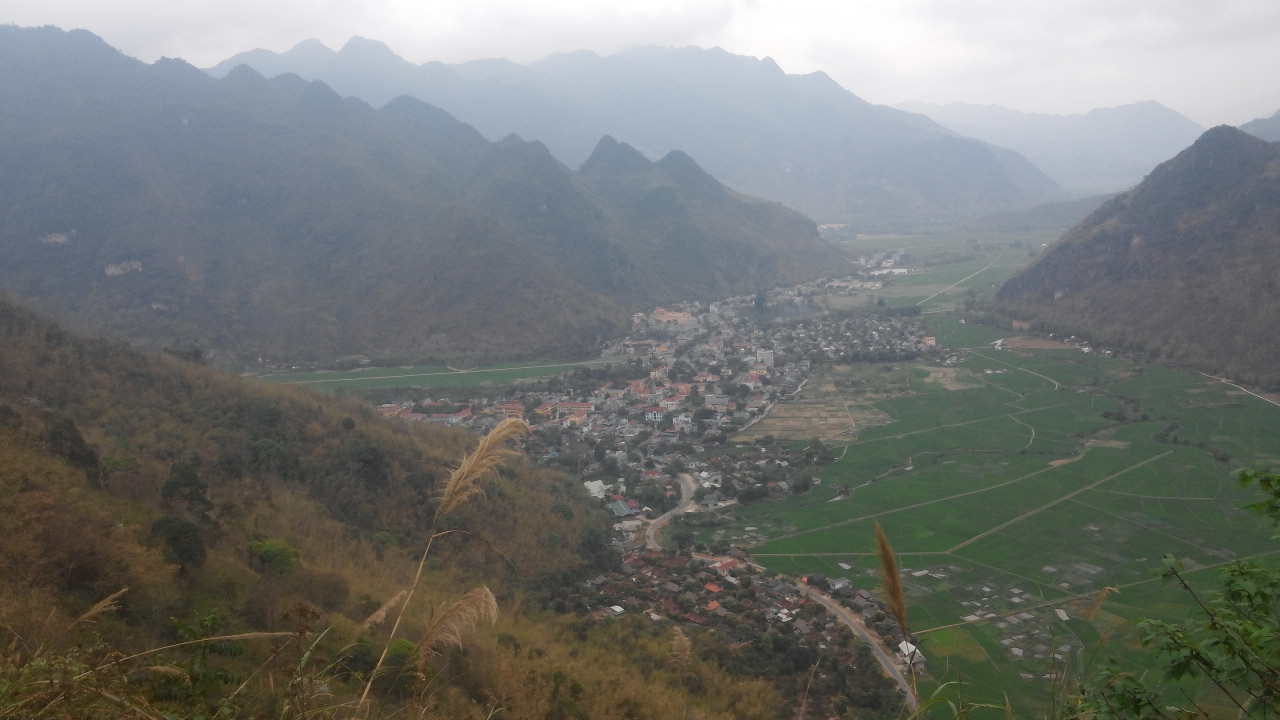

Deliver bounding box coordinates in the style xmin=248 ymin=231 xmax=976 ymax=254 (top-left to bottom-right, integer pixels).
xmin=358 ymin=591 xmax=408 ymax=634
xmin=1082 ymin=587 xmax=1119 ymax=622
xmin=415 ymin=586 xmax=498 ymax=671
xmin=669 ymin=627 xmax=691 ymax=676
xmin=438 ymin=418 xmax=530 ymax=515
xmin=874 ymin=521 xmax=909 ymax=638
xmin=359 ymin=419 xmax=530 ymax=710
xmin=69 ymin=588 xmax=128 ymax=630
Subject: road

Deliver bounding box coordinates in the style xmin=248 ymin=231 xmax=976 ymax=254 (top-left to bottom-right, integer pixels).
xmin=645 ymin=473 xmax=698 ymax=550
xmin=645 ymin=475 xmax=918 ymax=710
xmin=796 ymin=583 xmax=919 ymax=711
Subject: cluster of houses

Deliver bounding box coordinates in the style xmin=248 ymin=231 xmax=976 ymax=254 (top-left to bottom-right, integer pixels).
xmin=581 ymin=550 xmax=855 ymax=650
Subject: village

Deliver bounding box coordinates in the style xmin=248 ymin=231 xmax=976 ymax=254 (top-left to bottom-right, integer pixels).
xmin=374 ymin=272 xmax=937 ymax=523
xmin=367 ymin=271 xmax=943 ymax=687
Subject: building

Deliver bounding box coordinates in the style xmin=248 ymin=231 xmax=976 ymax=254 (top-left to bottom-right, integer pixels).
xmin=491 ymin=402 xmax=524 ymax=419
xmin=756 ymin=348 xmax=774 ymax=367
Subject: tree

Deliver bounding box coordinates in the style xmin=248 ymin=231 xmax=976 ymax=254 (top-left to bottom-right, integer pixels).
xmin=150 ymin=515 xmax=207 ymax=570
xmin=161 ymin=460 xmax=213 ymax=512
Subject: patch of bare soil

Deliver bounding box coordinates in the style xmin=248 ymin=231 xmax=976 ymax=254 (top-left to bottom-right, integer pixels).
xmin=920 ymin=367 xmax=980 ymax=390
xmin=1084 ymin=440 xmax=1131 ymax=449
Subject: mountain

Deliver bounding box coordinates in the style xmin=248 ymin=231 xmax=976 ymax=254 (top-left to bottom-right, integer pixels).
xmin=1241 ymin=108 xmax=1280 ymax=141
xmin=207 ymin=39 xmax=1061 ymax=228
xmin=996 ymin=126 xmax=1280 ymax=387
xmin=0 ymin=26 xmax=840 ymax=365
xmin=896 ymin=100 xmax=1205 ymax=196
xmin=961 ymin=193 xmax=1120 ymax=232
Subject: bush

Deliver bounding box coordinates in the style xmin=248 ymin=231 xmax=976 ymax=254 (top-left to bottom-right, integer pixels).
xmin=251 ymin=539 xmax=300 ymax=575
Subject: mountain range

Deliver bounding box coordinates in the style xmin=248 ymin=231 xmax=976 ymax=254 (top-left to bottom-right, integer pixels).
xmin=895 ymin=100 xmax=1205 ymax=197
xmin=1241 ymin=107 xmax=1280 ymax=141
xmin=208 ymin=39 xmax=1061 ymax=228
xmin=0 ymin=26 xmax=842 ymax=365
xmin=996 ymin=125 xmax=1280 ymax=387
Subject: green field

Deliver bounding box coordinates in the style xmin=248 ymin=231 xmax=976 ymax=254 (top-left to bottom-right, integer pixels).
xmin=254 ymin=356 xmax=635 ymax=392
xmin=704 ymin=347 xmax=1280 ymax=713
xmin=827 ymin=231 xmax=1059 ymax=312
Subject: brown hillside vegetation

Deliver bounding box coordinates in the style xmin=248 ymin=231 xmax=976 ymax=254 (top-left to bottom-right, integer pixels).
xmin=996 ymin=126 xmax=1280 ymax=388
xmin=0 ymin=299 xmax=907 ymax=719
xmin=0 ymin=297 xmax=768 ymax=712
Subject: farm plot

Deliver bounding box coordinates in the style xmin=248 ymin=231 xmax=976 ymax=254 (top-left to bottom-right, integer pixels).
xmin=719 ymin=348 xmax=1280 ymax=713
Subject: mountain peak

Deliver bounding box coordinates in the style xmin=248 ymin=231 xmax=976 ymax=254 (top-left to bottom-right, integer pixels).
xmin=338 ymin=36 xmax=398 ymax=60
xmin=579 ymin=136 xmax=652 ymax=176
xmin=996 ymin=123 xmax=1280 ymax=386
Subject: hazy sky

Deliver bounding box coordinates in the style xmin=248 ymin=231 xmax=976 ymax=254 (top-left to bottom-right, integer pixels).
xmin=4 ymin=0 xmax=1279 ymax=125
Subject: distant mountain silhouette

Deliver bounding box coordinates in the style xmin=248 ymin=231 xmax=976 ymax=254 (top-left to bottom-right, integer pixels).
xmin=0 ymin=26 xmax=841 ymax=365
xmin=1241 ymin=108 xmax=1280 ymax=141
xmin=961 ymin=194 xmax=1120 ymax=232
xmin=207 ymin=40 xmax=1060 ymax=229
xmin=996 ymin=126 xmax=1280 ymax=387
xmin=896 ymin=100 xmax=1204 ymax=196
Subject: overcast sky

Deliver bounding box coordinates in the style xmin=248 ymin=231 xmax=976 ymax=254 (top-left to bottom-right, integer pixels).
xmin=4 ymin=0 xmax=1279 ymax=125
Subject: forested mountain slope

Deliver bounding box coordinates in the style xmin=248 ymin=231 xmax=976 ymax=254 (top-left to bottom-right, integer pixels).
xmin=208 ymin=39 xmax=1060 ymax=227
xmin=0 ymin=26 xmax=839 ymax=366
xmin=996 ymin=126 xmax=1280 ymax=387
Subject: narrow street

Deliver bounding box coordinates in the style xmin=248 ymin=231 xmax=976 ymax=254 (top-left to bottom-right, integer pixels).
xmin=645 ymin=472 xmax=698 ymax=550
xmin=796 ymin=583 xmax=919 ymax=711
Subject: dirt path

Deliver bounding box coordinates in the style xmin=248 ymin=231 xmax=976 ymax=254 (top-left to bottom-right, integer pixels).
xmin=1199 ymin=372 xmax=1280 ymax=408
xmin=967 ymin=350 xmax=1061 ymax=389
xmin=757 ymin=463 xmax=1064 ymax=545
xmin=852 ymin=402 xmax=1068 ymax=445
xmin=946 ymin=451 xmax=1172 ymax=552
xmin=916 ymin=250 xmax=1007 ymax=306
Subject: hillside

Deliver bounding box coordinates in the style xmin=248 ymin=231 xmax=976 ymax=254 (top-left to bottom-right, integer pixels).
xmin=996 ymin=125 xmax=1280 ymax=387
xmin=897 ymin=100 xmax=1205 ymax=196
xmin=1241 ymin=108 xmax=1280 ymax=141
xmin=0 ymin=26 xmax=840 ymax=367
xmin=0 ymin=296 xmax=913 ymax=719
xmin=208 ymin=39 xmax=1060 ymax=227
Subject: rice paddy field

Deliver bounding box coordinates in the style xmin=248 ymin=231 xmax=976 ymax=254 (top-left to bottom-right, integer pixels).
xmin=707 ymin=346 xmax=1280 ymax=714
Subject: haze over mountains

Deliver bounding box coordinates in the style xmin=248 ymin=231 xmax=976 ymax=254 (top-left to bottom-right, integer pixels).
xmin=208 ymin=38 xmax=1061 ymax=228
xmin=896 ymin=100 xmax=1205 ymax=196
xmin=0 ymin=25 xmax=842 ymax=365
xmin=996 ymin=125 xmax=1280 ymax=387
xmin=1241 ymin=108 xmax=1280 ymax=141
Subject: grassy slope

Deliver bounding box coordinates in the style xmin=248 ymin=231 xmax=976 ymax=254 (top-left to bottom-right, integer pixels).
xmin=0 ymin=298 xmax=786 ymax=719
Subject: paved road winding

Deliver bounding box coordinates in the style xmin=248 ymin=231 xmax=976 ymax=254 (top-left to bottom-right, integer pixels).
xmin=796 ymin=583 xmax=919 ymax=711
xmin=645 ymin=473 xmax=698 ymax=550
xmin=645 ymin=476 xmax=918 ymax=709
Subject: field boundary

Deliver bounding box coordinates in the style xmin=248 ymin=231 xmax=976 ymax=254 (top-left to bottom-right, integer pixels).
xmin=947 ymin=451 xmax=1172 ymax=552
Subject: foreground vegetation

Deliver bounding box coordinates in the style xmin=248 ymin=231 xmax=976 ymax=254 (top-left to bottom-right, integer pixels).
xmin=0 ymin=298 xmax=911 ymax=718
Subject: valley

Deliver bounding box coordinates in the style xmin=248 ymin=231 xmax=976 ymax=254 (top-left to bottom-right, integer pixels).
xmin=2 ymin=16 xmax=1280 ymax=720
